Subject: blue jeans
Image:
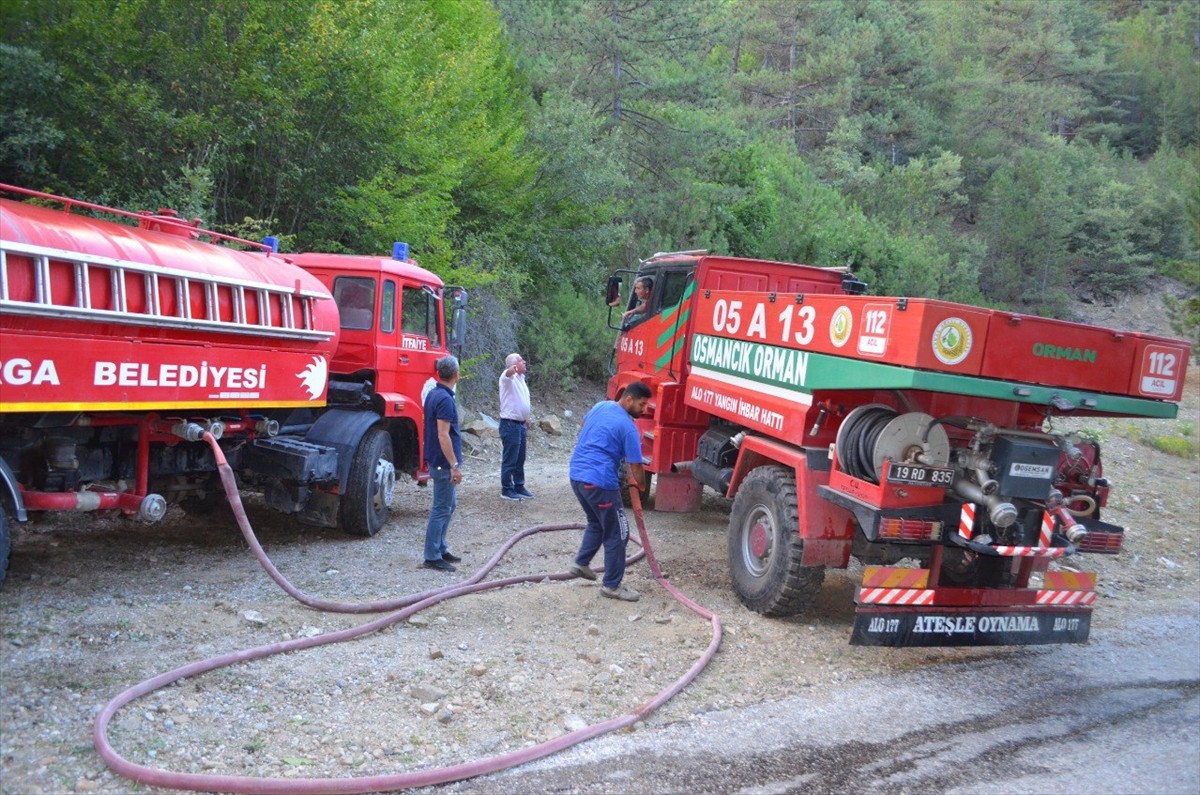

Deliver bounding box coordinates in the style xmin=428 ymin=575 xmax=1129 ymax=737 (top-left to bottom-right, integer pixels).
xmin=423 ymin=467 xmax=456 ymax=561
xmin=499 ymin=419 xmax=527 ymax=493
xmin=572 ymin=479 xmax=628 ymax=589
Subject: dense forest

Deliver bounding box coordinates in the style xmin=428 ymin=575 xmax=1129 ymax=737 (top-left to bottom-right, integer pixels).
xmin=1 ymin=0 xmax=1197 ymax=388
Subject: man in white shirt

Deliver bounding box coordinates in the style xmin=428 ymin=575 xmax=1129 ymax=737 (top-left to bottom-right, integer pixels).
xmin=498 ymin=352 xmax=534 ymax=500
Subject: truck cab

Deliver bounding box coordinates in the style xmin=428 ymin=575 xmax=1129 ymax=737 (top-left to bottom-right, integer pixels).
xmin=287 ymin=246 xmax=466 ymax=480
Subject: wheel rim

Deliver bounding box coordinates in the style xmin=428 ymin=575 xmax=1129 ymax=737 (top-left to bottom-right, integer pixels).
xmin=740 ymin=503 xmax=775 ymax=577
xmin=373 ymin=458 xmax=396 ymax=513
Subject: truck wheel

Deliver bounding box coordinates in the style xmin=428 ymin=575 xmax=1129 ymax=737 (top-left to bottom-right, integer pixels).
xmin=0 ymin=511 xmax=9 ymax=589
xmin=728 ymin=466 xmax=824 ymax=617
xmin=341 ymin=428 xmax=395 ymax=537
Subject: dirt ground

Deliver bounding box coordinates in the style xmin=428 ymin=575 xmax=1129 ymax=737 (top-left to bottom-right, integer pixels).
xmin=1 ymin=366 xmax=1197 ymax=794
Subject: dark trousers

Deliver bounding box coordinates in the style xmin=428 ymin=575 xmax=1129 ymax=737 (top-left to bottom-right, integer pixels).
xmin=571 ymin=479 xmax=629 ymax=589
xmin=499 ymin=419 xmax=527 ymax=494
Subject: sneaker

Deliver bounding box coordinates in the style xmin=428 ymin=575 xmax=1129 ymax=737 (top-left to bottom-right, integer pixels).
xmin=514 ymin=487 xmax=535 ymax=499
xmin=422 ymin=559 xmax=456 ymax=572
xmin=441 ymin=552 xmax=462 ymax=563
xmin=569 ymin=563 xmax=598 ymax=581
xmin=600 ymin=585 xmax=640 ymax=602
xmin=500 ymin=491 xmax=522 ymax=501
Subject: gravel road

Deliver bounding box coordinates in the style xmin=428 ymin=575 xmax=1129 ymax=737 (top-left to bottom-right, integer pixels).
xmin=2 ymin=373 xmax=1197 ymax=795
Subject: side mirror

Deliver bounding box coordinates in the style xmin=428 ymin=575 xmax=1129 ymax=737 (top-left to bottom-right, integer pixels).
xmin=606 ymin=275 xmax=623 ymax=306
xmin=451 ymin=287 xmax=468 ymax=348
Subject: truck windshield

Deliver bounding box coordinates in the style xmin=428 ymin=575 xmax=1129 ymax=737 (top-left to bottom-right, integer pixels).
xmin=333 ymin=276 xmax=376 ymax=330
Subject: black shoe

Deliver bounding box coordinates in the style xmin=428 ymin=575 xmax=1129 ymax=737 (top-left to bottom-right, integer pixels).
xmin=514 ymin=487 xmax=535 ymax=499
xmin=422 ymin=559 xmax=456 ymax=572
xmin=500 ymin=491 xmax=522 ymax=501
xmin=442 ymin=552 xmax=462 ymax=563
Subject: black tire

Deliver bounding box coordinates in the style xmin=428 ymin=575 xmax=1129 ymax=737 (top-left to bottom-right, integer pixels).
xmin=727 ymin=465 xmax=824 ymax=617
xmin=341 ymin=428 xmax=395 ymax=537
xmin=0 ymin=511 xmax=9 ymax=589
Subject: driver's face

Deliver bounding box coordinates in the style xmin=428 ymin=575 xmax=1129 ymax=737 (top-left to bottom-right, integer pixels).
xmin=635 ymin=282 xmax=648 ymax=298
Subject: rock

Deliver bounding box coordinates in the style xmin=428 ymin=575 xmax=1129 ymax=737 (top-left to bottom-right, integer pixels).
xmin=563 ymin=716 xmax=588 ymax=732
xmin=585 ymin=651 xmax=601 ymax=665
xmin=408 ymin=615 xmax=430 ymax=628
xmin=462 ymin=419 xmax=499 ymax=438
xmin=428 ymin=647 xmax=444 ymax=660
xmin=410 ymin=684 xmax=448 ymax=703
xmin=587 ymin=624 xmax=600 ymax=636
xmin=436 ymin=708 xmax=453 ymax=723
xmin=241 ymin=610 xmax=267 ymax=626
xmin=470 ymin=664 xmax=488 ymax=676
xmin=539 ymin=415 xmax=563 ymax=436
xmin=419 ymin=702 xmax=439 ymax=716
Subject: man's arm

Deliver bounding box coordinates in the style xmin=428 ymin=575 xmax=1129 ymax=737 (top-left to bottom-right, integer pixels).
xmin=627 ymin=462 xmax=646 ymax=490
xmin=437 ymin=419 xmax=462 ymax=484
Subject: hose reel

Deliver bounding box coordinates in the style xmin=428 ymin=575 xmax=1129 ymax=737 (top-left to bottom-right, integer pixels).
xmin=833 ymin=404 xmax=950 ymax=483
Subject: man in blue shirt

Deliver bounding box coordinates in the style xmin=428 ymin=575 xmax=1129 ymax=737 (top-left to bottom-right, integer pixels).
xmin=422 ymin=355 xmax=464 ymax=572
xmin=568 ymin=380 xmax=652 ymax=601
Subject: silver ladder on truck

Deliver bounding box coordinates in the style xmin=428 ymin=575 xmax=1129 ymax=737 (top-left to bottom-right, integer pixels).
xmin=0 ymin=241 xmax=332 ymax=341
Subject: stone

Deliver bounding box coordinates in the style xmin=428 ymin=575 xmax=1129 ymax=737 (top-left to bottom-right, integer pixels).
xmin=241 ymin=610 xmax=267 ymax=626
xmin=410 ymin=684 xmax=448 ymax=703
xmin=462 ymin=419 xmax=498 ymax=438
xmin=428 ymin=647 xmax=444 ymax=660
xmin=539 ymin=415 xmax=563 ymax=436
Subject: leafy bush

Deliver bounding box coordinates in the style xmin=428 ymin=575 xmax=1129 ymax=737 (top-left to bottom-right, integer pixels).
xmin=522 ymin=286 xmax=614 ymax=387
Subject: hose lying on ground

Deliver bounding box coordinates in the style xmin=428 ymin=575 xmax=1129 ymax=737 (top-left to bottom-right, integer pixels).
xmin=93 ymin=432 xmax=722 ymax=794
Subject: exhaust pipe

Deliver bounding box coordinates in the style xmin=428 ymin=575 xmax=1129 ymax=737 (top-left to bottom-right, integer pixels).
xmin=673 ymin=459 xmax=733 ymax=494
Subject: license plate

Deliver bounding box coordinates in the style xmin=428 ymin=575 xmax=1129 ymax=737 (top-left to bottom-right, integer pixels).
xmin=886 ymin=462 xmax=955 ymax=487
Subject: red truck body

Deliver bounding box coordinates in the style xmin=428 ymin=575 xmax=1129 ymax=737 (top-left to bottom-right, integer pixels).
xmin=607 ymin=251 xmax=1189 ymax=647
xmin=0 ymin=185 xmax=464 ymax=584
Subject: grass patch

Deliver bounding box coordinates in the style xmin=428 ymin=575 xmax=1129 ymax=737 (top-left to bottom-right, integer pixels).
xmin=1147 ymin=435 xmax=1198 ymax=458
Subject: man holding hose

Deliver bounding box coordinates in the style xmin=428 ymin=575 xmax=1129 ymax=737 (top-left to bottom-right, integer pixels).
xmin=567 ymin=381 xmax=652 ymax=602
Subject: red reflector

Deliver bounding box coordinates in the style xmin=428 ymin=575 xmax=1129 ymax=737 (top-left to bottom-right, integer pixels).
xmin=879 ymin=518 xmax=942 ymax=541
xmin=1076 ymin=531 xmax=1123 ymax=554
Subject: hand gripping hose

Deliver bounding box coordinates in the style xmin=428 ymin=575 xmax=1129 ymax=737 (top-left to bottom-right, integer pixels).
xmin=93 ymin=435 xmax=723 ymax=793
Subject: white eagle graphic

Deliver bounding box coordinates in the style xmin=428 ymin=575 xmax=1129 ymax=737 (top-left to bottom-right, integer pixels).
xmin=296 ymin=356 xmax=328 ymax=400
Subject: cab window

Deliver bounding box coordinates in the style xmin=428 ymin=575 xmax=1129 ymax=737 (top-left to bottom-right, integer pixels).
xmin=333 ymin=277 xmax=375 ymax=330
xmin=402 ymin=286 xmax=441 ymax=348
xmin=658 ymin=270 xmax=691 ymax=313
xmin=380 ymin=280 xmax=396 ymax=333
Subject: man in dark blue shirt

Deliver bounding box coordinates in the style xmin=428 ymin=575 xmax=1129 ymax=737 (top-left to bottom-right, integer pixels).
xmin=422 ymin=355 xmax=464 ymax=572
xmin=568 ymin=380 xmax=652 ymax=601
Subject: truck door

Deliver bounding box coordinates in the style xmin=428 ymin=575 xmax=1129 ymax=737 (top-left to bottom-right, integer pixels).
xmin=613 ymin=265 xmax=696 ymax=380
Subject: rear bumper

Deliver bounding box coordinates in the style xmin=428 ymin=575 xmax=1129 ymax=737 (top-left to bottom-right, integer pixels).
xmin=851 ymin=606 xmax=1091 ymax=646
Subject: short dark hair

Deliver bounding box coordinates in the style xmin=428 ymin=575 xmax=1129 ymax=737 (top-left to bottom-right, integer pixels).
xmin=435 ymin=355 xmax=459 ymax=380
xmin=624 ymin=381 xmax=652 ymax=400
xmin=638 ymin=277 xmax=654 ymax=291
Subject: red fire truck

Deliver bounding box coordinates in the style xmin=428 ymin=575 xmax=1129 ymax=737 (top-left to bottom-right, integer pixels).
xmin=0 ymin=185 xmax=466 ymax=585
xmin=606 ymin=250 xmax=1190 ymax=646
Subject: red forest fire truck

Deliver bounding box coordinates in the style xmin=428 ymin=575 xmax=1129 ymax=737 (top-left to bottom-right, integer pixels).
xmin=606 ymin=250 xmax=1190 ymax=647
xmin=0 ymin=185 xmax=466 ymax=585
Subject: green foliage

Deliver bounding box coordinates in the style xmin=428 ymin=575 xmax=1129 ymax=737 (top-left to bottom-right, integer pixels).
xmin=2 ymin=0 xmax=1197 ymax=392
xmin=522 ymin=286 xmax=615 ymax=386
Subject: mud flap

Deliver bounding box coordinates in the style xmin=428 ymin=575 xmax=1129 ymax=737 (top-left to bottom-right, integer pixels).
xmin=851 ymin=607 xmax=1092 ymax=647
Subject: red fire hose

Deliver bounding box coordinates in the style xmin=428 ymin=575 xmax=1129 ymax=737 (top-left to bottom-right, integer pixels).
xmin=93 ymin=433 xmax=722 ymax=793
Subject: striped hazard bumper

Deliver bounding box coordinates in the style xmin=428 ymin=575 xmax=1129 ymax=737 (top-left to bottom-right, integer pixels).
xmin=851 ymin=566 xmax=1096 ymax=646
